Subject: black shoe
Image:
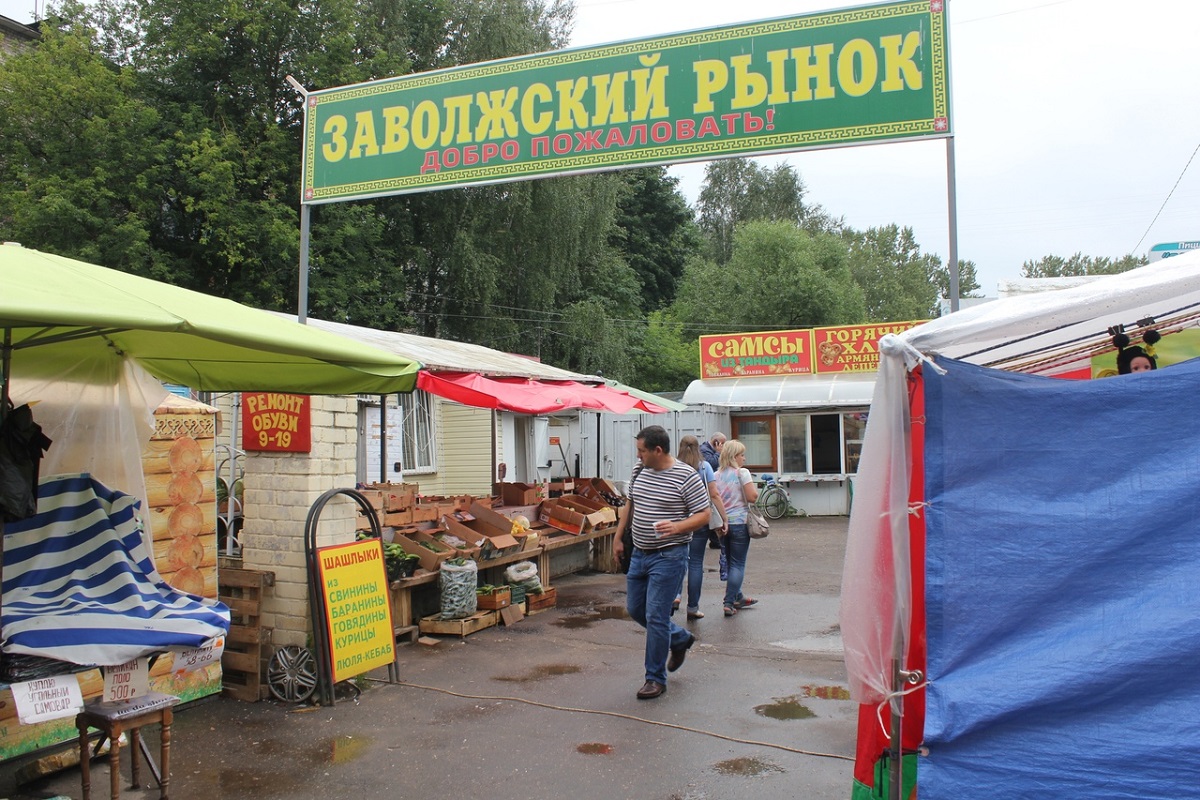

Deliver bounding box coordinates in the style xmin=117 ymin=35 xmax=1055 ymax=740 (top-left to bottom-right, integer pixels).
xmin=667 ymin=634 xmax=695 ymax=673
xmin=637 ymin=680 xmax=665 ymax=699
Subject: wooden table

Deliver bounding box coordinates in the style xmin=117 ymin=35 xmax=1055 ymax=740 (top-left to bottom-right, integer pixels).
xmin=538 ymin=527 xmax=618 ymax=582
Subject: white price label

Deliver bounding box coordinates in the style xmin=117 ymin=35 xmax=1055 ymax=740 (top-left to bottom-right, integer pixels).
xmin=173 ymin=637 xmax=225 ymax=674
xmin=103 ymin=657 xmax=151 ymax=703
xmin=11 ymin=674 xmax=84 ymax=724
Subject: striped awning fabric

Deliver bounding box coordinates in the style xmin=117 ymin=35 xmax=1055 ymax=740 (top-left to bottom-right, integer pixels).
xmin=2 ymin=474 xmax=230 ymax=667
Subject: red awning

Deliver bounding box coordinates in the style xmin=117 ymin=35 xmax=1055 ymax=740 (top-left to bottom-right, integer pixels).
xmin=416 ymin=371 xmax=669 ymax=414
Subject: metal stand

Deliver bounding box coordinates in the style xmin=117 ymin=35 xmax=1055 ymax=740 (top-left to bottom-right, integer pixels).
xmin=303 ymin=488 xmax=389 ymax=707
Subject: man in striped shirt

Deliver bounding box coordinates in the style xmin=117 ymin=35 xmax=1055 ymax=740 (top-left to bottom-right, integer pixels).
xmin=614 ymin=425 xmax=711 ymax=700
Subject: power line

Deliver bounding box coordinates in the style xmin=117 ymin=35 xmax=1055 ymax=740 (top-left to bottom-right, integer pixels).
xmin=1132 ymin=139 xmax=1200 ymax=255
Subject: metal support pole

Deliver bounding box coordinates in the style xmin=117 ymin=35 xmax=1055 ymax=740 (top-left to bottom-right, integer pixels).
xmin=946 ymin=136 xmax=961 ymax=313
xmin=379 ymin=396 xmax=388 ymax=483
xmin=298 ymin=203 xmax=311 ymax=324
xmin=889 ymin=657 xmax=903 ymax=800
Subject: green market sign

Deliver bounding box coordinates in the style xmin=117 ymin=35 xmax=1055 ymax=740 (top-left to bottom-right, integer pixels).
xmin=301 ymin=0 xmax=950 ymax=203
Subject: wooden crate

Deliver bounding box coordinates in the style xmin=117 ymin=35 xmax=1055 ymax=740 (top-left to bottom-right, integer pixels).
xmin=218 ymin=567 xmax=275 ymax=701
xmin=418 ymin=610 xmax=497 ymax=637
xmin=525 ymin=586 xmax=557 ymax=615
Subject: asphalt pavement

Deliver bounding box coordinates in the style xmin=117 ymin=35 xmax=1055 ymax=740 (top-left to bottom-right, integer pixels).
xmin=1 ymin=515 xmax=856 ymax=800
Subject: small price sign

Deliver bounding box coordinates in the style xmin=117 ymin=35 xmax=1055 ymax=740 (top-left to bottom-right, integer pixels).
xmin=242 ymin=392 xmax=312 ymax=452
xmin=103 ymin=657 xmax=151 ymax=703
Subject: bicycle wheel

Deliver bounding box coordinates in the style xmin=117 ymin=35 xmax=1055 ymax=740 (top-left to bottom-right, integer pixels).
xmin=761 ymin=485 xmax=790 ymax=519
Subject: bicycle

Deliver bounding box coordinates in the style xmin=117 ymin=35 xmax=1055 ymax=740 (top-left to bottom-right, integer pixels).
xmin=755 ymin=474 xmax=791 ymax=520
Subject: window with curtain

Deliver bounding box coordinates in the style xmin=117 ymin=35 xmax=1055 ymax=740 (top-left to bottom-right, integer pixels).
xmin=731 ymin=415 xmax=776 ymax=471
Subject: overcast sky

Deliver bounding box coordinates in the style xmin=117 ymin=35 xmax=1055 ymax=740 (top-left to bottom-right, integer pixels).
xmin=3 ymin=0 xmax=1198 ymax=294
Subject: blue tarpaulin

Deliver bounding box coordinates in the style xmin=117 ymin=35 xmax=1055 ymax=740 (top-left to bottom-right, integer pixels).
xmin=921 ymin=357 xmax=1200 ymax=798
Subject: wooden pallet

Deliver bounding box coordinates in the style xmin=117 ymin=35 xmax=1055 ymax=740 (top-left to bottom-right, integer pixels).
xmin=218 ymin=567 xmax=275 ymax=701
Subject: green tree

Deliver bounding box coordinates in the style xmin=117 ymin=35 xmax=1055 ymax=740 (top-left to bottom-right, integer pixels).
xmin=611 ymin=167 xmax=700 ymax=312
xmin=630 ymin=311 xmax=700 ymax=393
xmin=0 ymin=14 xmax=165 ymax=273
xmin=931 ymin=257 xmax=983 ymax=307
xmin=1021 ymin=251 xmax=1147 ymax=278
xmin=674 ymin=220 xmax=865 ymax=333
xmin=845 ymin=225 xmax=940 ymax=321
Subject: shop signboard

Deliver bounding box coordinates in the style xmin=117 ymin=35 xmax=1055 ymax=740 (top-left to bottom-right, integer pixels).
xmin=316 ymin=540 xmax=395 ymax=684
xmin=241 ymin=392 xmax=312 ymax=452
xmin=700 ymin=329 xmax=812 ymax=379
xmin=700 ymin=320 xmax=926 ymax=379
xmin=301 ymin=0 xmax=950 ymax=203
xmin=811 ymin=320 xmax=924 ymax=373
xmin=1148 ymin=241 xmax=1200 ymax=262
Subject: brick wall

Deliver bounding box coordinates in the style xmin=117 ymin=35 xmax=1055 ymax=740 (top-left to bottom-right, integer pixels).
xmin=238 ymin=394 xmax=359 ymax=648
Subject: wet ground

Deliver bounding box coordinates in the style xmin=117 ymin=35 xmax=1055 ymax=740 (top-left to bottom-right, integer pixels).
xmin=0 ymin=515 xmax=856 ymax=800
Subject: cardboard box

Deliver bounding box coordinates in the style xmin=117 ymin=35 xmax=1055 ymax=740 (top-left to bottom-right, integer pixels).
xmin=475 ymin=586 xmax=511 ymax=610
xmin=493 ymin=482 xmax=539 ymax=506
xmin=442 ymin=513 xmax=521 ymax=559
xmin=411 ymin=504 xmax=441 ymax=523
xmin=538 ymin=501 xmax=586 ymax=535
xmin=556 ymin=494 xmax=618 ymax=529
xmin=384 ymin=509 xmax=413 ymax=527
xmin=430 ymin=527 xmax=481 ymax=559
xmin=548 ymin=480 xmax=574 ymax=497
xmin=393 ymin=532 xmax=453 ymax=573
xmin=469 ymin=501 xmax=540 ymax=552
xmin=361 ymin=482 xmax=420 ymax=511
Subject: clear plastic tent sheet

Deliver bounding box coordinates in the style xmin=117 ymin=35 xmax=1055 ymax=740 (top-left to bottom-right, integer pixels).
xmin=917 ymin=357 xmax=1200 ymax=798
xmin=8 ymin=350 xmax=166 ymax=538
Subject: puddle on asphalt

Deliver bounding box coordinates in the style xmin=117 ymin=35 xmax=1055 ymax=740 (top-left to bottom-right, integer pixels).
xmin=754 ymin=695 xmax=816 ymax=720
xmin=328 ymin=734 xmax=371 ymax=764
xmin=495 ymin=663 xmax=582 ymax=682
xmin=554 ymin=604 xmax=629 ymax=629
xmin=577 ymin=742 xmax=613 ymax=755
xmin=714 ymin=756 xmax=784 ymax=776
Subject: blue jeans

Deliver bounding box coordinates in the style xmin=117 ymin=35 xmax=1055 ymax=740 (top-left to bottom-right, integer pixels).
xmin=677 ymin=529 xmax=712 ymax=612
xmin=723 ymin=523 xmax=750 ymax=608
xmin=627 ymin=544 xmax=691 ymax=685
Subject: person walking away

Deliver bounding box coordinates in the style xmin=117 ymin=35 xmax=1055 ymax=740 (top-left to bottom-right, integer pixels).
xmin=673 ymin=435 xmax=727 ymax=620
xmin=713 ymin=440 xmax=759 ymax=617
xmin=698 ymin=433 xmax=726 ymax=551
xmin=613 ymin=426 xmax=711 ymax=700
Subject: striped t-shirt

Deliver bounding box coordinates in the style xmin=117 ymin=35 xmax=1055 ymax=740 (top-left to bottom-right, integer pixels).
xmin=627 ymin=460 xmax=709 ymax=550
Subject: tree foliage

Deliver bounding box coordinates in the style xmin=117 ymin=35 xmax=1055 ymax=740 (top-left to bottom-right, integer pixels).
xmin=1021 ymin=252 xmax=1147 ymax=278
xmin=0 ymin=0 xmax=983 ymax=392
xmin=674 ymin=220 xmax=865 ymax=333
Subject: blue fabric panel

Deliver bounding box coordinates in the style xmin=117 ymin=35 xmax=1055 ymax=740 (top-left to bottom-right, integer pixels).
xmin=921 ymin=357 xmax=1200 ymax=799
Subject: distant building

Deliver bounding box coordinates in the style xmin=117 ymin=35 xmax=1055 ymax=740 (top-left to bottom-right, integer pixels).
xmin=0 ymin=14 xmax=39 ymax=57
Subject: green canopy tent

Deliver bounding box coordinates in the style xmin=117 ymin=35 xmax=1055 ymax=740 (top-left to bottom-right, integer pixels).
xmin=0 ymin=244 xmax=420 ymax=398
xmin=0 ymin=243 xmax=421 ymax=525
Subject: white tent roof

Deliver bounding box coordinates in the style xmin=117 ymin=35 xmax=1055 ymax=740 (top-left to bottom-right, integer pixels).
xmin=682 ymin=373 xmax=876 ymax=408
xmin=902 ymin=252 xmax=1200 ymax=373
xmin=272 ymin=314 xmax=598 ymax=382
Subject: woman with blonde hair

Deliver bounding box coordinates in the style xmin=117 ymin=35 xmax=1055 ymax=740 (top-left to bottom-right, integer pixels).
xmin=714 ymin=440 xmax=758 ymax=617
xmin=673 ymin=435 xmax=726 ymax=619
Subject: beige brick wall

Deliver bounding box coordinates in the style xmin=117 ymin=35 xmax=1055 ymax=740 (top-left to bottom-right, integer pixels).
xmin=238 ymin=394 xmax=359 ymax=648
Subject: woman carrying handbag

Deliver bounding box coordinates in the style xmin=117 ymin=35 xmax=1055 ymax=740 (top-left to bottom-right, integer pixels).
xmin=713 ymin=440 xmax=759 ymax=617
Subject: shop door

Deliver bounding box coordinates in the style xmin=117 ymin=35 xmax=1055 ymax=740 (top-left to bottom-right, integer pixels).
xmin=605 ymin=418 xmax=639 ymax=484
xmin=359 ymin=401 xmax=404 ymax=483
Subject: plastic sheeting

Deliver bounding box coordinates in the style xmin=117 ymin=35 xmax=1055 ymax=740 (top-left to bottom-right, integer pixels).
xmin=919 ymin=357 xmax=1200 ymax=798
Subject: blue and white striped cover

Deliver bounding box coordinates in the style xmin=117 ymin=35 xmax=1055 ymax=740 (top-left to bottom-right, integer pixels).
xmin=2 ymin=474 xmax=231 ymax=667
